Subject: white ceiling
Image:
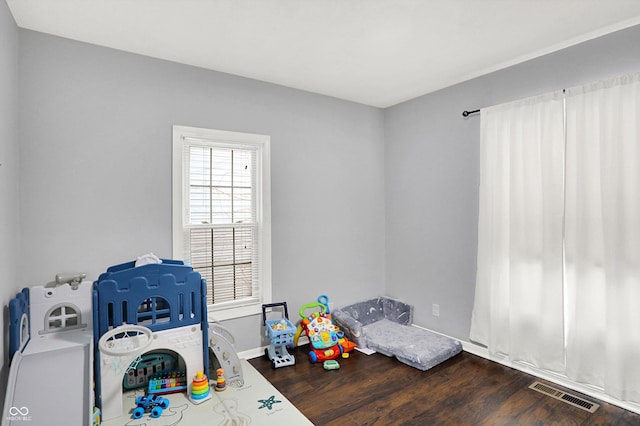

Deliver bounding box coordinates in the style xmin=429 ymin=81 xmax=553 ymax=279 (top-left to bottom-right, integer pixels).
xmin=7 ymin=0 xmax=640 ymax=108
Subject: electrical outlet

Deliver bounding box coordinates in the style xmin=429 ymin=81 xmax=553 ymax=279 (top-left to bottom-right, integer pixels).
xmin=432 ymin=303 xmax=440 ymax=317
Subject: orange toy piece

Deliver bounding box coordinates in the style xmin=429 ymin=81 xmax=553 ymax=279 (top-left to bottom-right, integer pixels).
xmin=340 ymin=340 xmax=357 ymax=352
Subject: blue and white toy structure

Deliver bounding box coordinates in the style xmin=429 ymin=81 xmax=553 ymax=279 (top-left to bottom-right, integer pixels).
xmin=4 ymin=258 xmax=224 ymax=424
xmin=93 ymin=259 xmax=209 ymax=421
xmin=5 ymin=256 xmax=249 ymax=425
xmin=5 ymin=275 xmax=95 ymax=425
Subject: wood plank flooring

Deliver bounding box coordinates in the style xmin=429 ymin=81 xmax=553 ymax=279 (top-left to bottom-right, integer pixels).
xmin=249 ymin=348 xmax=640 ymax=425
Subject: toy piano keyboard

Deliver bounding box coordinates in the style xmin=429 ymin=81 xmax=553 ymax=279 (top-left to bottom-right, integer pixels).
xmin=148 ymin=371 xmax=188 ymax=395
xmin=123 ymin=352 xmax=178 ymax=390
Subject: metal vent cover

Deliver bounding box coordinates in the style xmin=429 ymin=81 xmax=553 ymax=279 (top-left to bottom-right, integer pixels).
xmin=529 ymin=381 xmax=600 ymax=413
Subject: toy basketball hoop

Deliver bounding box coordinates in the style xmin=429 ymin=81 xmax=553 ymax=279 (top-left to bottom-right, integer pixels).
xmin=98 ymin=324 xmax=154 ymax=374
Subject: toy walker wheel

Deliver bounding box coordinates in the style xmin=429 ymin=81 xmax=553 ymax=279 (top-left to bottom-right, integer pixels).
xmin=132 ymin=407 xmax=144 ymax=419
xmin=271 ymin=359 xmax=277 ymax=369
xmin=264 ymin=348 xmax=270 ymax=360
xmin=151 ymin=406 xmax=163 ymax=418
xmin=309 ymin=351 xmax=317 ymax=364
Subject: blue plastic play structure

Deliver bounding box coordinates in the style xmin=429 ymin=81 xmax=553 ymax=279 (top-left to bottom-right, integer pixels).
xmin=92 ymin=259 xmax=209 ymax=421
xmin=8 ymin=288 xmax=29 ymax=360
xmin=3 ymin=258 xmax=213 ymax=425
xmin=5 ymin=276 xmax=95 ymax=426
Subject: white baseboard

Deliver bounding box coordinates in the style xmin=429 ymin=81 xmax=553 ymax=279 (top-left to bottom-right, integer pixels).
xmin=238 ymin=347 xmax=266 ymax=360
xmin=460 ymin=340 xmax=640 ymax=416
xmin=239 ymin=336 xmax=309 ymax=361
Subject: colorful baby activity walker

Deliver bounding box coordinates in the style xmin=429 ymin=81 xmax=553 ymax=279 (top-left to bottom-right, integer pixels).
xmin=295 ymin=294 xmax=356 ymax=364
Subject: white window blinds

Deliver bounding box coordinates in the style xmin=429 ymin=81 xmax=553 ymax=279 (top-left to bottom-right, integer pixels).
xmin=173 ymin=126 xmax=271 ymax=319
xmin=184 ymin=142 xmax=258 ymax=305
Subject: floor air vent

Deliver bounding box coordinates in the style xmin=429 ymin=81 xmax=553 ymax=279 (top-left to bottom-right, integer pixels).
xmin=529 ymin=381 xmax=599 ymax=413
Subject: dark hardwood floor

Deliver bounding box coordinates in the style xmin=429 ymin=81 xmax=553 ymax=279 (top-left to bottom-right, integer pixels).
xmin=249 ymin=348 xmax=640 ymax=425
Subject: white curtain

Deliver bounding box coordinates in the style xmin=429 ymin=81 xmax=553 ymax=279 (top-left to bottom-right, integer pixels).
xmin=470 ymin=91 xmax=566 ymax=372
xmin=564 ymin=74 xmax=640 ymax=403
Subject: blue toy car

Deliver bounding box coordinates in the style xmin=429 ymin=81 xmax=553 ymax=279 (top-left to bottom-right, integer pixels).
xmin=132 ymin=394 xmax=169 ymax=419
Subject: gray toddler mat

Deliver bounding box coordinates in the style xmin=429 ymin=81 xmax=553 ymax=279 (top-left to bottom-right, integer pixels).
xmin=362 ymin=319 xmax=462 ymax=371
xmin=333 ymin=297 xmax=462 ymax=371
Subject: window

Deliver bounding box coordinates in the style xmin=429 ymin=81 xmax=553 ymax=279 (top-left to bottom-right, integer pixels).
xmin=172 ymin=125 xmax=271 ymax=320
xmin=40 ymin=303 xmax=86 ymax=334
xmin=137 ymin=297 xmax=171 ymax=325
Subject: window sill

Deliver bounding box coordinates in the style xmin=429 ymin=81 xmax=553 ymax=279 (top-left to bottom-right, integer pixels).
xmin=207 ymin=302 xmax=263 ymax=322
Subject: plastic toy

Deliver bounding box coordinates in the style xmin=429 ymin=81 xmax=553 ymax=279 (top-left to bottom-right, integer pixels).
xmin=148 ymin=371 xmax=188 ymax=395
xmin=5 ymin=259 xmax=215 ymax=424
xmin=323 ymin=360 xmax=340 ymax=370
xmin=208 ymin=322 xmax=244 ymax=386
xmin=5 ymin=280 xmax=95 ymax=425
xmin=262 ymin=302 xmax=296 ymax=369
xmin=189 ymin=370 xmax=212 ymax=403
xmin=295 ymin=294 xmax=355 ymax=364
xmin=214 ymin=368 xmax=227 ymax=392
xmin=132 ymin=394 xmax=169 ymax=419
xmin=92 ymin=407 xmax=100 ymax=426
xmin=94 ymin=259 xmax=209 ymax=422
xmin=124 ymin=352 xmax=178 ymax=390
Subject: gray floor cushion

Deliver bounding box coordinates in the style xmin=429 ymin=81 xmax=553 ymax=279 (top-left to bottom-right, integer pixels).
xmin=362 ymin=319 xmax=462 ymax=371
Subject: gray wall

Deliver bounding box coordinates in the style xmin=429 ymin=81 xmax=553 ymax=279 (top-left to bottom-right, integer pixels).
xmin=18 ymin=30 xmax=386 ymax=351
xmin=0 ymin=0 xmax=20 ymax=409
xmin=10 ymin=17 xmax=640 ymax=355
xmin=384 ymin=24 xmax=640 ymax=341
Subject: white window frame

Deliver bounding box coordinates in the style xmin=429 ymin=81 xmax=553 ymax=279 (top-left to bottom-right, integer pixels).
xmin=172 ymin=125 xmax=271 ymax=321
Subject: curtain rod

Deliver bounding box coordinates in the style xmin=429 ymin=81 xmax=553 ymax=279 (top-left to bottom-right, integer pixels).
xmin=462 ymin=89 xmax=570 ymax=117
xmin=462 ymin=109 xmax=480 ymax=117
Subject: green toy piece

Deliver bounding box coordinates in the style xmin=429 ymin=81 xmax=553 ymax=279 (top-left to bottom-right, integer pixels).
xmin=323 ymin=360 xmax=340 ymax=370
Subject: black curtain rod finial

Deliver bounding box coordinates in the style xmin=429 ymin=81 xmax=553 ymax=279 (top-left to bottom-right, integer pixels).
xmin=462 ymin=109 xmax=480 ymax=117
